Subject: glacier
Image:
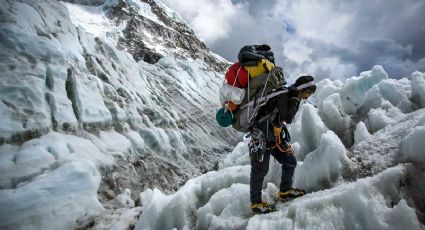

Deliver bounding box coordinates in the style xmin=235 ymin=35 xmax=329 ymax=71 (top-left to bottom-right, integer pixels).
xmin=0 ymin=0 xmax=235 ymax=229
xmin=0 ymin=0 xmax=424 ymax=229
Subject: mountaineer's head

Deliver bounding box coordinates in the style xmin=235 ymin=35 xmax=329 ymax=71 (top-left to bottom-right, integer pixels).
xmin=294 ymin=75 xmax=316 ymax=100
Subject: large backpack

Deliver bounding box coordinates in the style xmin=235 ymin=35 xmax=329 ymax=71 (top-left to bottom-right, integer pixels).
xmin=217 ymin=45 xmax=287 ymax=132
xmin=231 ymin=67 xmax=286 ymax=132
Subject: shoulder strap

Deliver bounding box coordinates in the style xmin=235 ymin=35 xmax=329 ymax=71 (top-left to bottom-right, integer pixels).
xmin=240 ymin=80 xmax=315 ymax=110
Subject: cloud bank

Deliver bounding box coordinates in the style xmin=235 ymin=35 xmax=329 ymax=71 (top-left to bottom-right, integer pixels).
xmin=161 ymin=0 xmax=425 ymax=81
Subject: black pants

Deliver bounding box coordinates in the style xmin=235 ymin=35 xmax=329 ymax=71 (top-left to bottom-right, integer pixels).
xmin=250 ymin=148 xmax=297 ymax=203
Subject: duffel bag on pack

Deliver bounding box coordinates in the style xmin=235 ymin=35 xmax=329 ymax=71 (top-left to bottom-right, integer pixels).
xmin=244 ymin=59 xmax=275 ymax=78
xmin=250 ymin=66 xmax=286 ymax=88
xmin=225 ymin=62 xmax=249 ymax=88
xmin=219 ymin=83 xmax=245 ymax=111
xmin=245 ymin=66 xmax=287 ymax=101
xmin=238 ymin=44 xmax=274 ymax=66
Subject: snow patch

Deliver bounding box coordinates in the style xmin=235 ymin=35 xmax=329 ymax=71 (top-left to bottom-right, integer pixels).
xmin=247 ymin=165 xmax=422 ymax=230
xmin=105 ymin=188 xmax=135 ymax=209
xmin=63 ymin=2 xmax=123 ymax=45
xmin=128 ymin=0 xmax=165 ymax=27
xmin=367 ymin=102 xmax=404 ymax=133
xmin=72 ymin=72 xmax=112 ymax=123
xmin=87 ymin=130 xmax=132 ymax=157
xmin=0 ymin=132 xmax=114 ymax=189
xmin=220 ymin=138 xmax=250 ymax=169
xmin=134 ymin=163 xmax=422 ymax=230
xmin=314 ymin=78 xmax=343 ymax=107
xmin=398 ymin=126 xmax=425 ymax=164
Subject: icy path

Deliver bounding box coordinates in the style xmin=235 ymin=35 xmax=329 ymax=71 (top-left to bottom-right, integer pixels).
xmin=135 ymin=163 xmax=424 ymax=230
xmin=348 ymin=108 xmax=425 ymax=179
xmin=247 ymin=165 xmax=423 ymax=230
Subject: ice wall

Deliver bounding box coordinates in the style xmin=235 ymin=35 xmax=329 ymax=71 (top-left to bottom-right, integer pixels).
xmin=0 ymin=0 xmax=236 ymax=229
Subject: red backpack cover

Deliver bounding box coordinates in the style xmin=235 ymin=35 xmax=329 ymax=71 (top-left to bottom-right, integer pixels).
xmin=225 ymin=62 xmax=249 ymax=88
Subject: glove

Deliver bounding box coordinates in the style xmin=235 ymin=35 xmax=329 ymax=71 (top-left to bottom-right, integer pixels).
xmin=273 ymin=125 xmax=293 ymax=154
xmin=287 ymin=85 xmax=298 ymax=98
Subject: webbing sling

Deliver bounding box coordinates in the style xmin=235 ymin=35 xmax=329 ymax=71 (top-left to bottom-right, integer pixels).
xmin=240 ymin=81 xmax=315 ymax=110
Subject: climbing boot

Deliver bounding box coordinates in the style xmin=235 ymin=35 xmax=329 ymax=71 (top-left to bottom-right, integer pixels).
xmin=278 ymin=188 xmax=305 ymax=202
xmin=250 ymin=202 xmax=277 ymax=214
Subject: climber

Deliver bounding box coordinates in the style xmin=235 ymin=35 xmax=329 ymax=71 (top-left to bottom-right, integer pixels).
xmin=249 ymin=75 xmax=316 ymax=214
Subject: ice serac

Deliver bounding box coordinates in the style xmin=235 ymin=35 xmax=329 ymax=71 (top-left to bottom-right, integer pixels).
xmin=0 ymin=0 xmax=236 ymax=229
xmin=411 ymin=71 xmax=425 ymax=108
xmin=398 ymin=121 xmax=425 ymax=164
xmin=0 ymin=160 xmax=103 ymax=230
xmin=339 ymin=65 xmax=388 ymax=115
xmin=135 ymin=165 xmax=251 ymax=230
xmin=289 ymin=104 xmax=328 ymax=160
xmin=319 ymin=93 xmax=355 ymax=146
xmin=293 ymin=130 xmax=351 ymax=192
xmin=353 ymin=121 xmax=371 ymax=145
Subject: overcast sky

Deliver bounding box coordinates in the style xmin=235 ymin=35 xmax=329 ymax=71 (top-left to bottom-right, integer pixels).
xmin=161 ymin=0 xmax=425 ymax=82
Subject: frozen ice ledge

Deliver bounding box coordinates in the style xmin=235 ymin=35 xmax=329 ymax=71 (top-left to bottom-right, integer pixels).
xmin=0 ymin=0 xmax=236 ymax=228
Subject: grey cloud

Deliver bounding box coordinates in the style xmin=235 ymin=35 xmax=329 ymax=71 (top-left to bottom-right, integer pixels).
xmin=208 ymin=1 xmax=288 ymax=66
xmin=279 ymin=55 xmax=305 ymax=82
xmin=320 ymin=0 xmax=425 ymax=75
xmin=230 ymin=0 xmax=277 ymax=17
xmin=167 ymin=0 xmax=425 ymax=80
xmin=268 ymin=1 xmax=424 ymax=78
xmin=313 ymin=67 xmax=333 ymax=82
xmin=418 ymin=57 xmax=425 ymax=71
xmin=322 ymin=39 xmax=419 ymax=78
xmin=306 ymin=38 xmax=421 ymax=78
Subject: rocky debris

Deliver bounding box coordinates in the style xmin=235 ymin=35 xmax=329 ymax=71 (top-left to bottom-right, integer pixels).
xmin=97 ymin=153 xmax=190 ymax=203
xmin=345 ymin=109 xmax=425 ymax=180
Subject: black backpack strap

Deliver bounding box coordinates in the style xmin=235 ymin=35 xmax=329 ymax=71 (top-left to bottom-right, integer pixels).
xmin=240 ymin=87 xmax=289 ymax=110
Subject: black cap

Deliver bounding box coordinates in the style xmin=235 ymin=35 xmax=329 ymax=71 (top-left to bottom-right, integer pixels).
xmin=295 ymin=75 xmax=316 ymax=92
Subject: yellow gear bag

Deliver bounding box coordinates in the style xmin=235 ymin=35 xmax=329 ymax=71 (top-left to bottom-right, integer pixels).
xmin=244 ymin=59 xmax=275 ymax=78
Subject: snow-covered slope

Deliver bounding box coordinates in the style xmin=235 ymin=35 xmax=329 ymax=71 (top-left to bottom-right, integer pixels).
xmin=0 ymin=0 xmax=236 ymax=229
xmin=136 ymin=67 xmax=425 ymax=229
xmin=1 ymin=0 xmax=425 ymax=229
